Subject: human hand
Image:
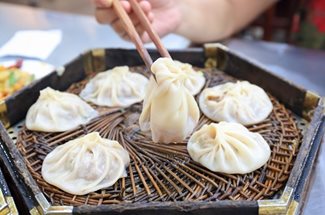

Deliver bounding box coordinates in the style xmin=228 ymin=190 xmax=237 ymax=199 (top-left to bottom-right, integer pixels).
xmin=94 ymin=0 xmax=182 ymax=43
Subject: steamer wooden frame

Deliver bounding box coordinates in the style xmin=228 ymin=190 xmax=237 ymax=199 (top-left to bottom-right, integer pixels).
xmin=0 ymin=44 xmax=324 ymax=215
xmin=0 ymin=167 xmax=18 ymax=215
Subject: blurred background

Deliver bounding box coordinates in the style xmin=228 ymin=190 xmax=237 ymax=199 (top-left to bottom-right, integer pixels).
xmin=0 ymin=0 xmax=94 ymax=15
xmin=1 ymin=0 xmax=324 ymax=49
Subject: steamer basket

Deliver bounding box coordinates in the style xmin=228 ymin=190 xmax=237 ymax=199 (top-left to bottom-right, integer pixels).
xmin=0 ymin=166 xmax=18 ymax=215
xmin=0 ymin=44 xmax=324 ymax=215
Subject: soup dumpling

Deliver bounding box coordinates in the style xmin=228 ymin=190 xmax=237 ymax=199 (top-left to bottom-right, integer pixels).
xmin=187 ymin=122 xmax=271 ymax=174
xmin=199 ymin=81 xmax=273 ymax=125
xmin=139 ymin=58 xmax=200 ymax=143
xmin=42 ymin=132 xmax=130 ymax=195
xmin=26 ymin=87 xmax=98 ymax=132
xmin=80 ymin=66 xmax=149 ymax=107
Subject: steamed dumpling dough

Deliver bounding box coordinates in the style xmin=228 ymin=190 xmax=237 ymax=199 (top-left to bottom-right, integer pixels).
xmin=42 ymin=132 xmax=130 ymax=195
xmin=80 ymin=66 xmax=149 ymax=107
xmin=187 ymin=122 xmax=271 ymax=174
xmin=174 ymin=60 xmax=205 ymax=95
xmin=139 ymin=58 xmax=200 ymax=143
xmin=26 ymin=87 xmax=98 ymax=132
xmin=199 ymin=81 xmax=273 ymax=125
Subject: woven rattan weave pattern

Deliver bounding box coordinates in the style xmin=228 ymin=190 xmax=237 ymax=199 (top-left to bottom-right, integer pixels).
xmin=16 ymin=66 xmax=301 ymax=206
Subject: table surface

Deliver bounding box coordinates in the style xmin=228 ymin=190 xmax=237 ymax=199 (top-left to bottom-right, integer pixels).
xmin=1 ymin=2 xmax=324 ymax=214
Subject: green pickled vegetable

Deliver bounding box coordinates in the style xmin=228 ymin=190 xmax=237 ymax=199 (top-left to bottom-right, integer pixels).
xmin=8 ymin=70 xmax=17 ymax=87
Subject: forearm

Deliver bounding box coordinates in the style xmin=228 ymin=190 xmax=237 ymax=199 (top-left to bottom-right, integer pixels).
xmin=175 ymin=0 xmax=276 ymax=43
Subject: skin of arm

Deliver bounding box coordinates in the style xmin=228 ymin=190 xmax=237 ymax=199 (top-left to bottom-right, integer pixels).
xmin=94 ymin=0 xmax=276 ymax=43
xmin=175 ymin=0 xmax=276 ymax=42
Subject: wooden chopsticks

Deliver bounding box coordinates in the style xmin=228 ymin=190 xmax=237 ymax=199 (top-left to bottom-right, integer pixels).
xmin=128 ymin=0 xmax=171 ymax=58
xmin=112 ymin=0 xmax=171 ymax=70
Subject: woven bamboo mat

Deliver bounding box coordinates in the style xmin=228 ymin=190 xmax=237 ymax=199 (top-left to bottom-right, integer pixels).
xmin=16 ymin=66 xmax=301 ymax=206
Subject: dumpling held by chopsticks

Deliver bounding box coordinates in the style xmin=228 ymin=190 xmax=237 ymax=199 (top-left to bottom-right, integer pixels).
xmin=139 ymin=58 xmax=200 ymax=143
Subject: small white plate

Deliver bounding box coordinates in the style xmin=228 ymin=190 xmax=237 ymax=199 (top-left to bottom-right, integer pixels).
xmin=0 ymin=59 xmax=54 ymax=80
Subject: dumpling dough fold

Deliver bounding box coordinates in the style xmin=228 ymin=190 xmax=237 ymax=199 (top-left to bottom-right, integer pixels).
xmin=42 ymin=132 xmax=130 ymax=195
xmin=174 ymin=60 xmax=205 ymax=95
xmin=139 ymin=58 xmax=200 ymax=143
xmin=80 ymin=66 xmax=149 ymax=107
xmin=187 ymin=122 xmax=271 ymax=174
xmin=26 ymin=87 xmax=98 ymax=132
xmin=199 ymin=81 xmax=273 ymax=125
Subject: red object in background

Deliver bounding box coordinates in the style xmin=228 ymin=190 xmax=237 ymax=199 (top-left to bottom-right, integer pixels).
xmin=7 ymin=59 xmax=23 ymax=69
xmin=292 ymin=14 xmax=301 ymax=33
xmin=310 ymin=0 xmax=325 ymax=32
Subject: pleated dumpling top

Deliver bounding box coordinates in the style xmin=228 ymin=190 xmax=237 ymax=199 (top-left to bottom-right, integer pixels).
xmin=42 ymin=132 xmax=130 ymax=195
xmin=173 ymin=60 xmax=205 ymax=96
xmin=26 ymin=87 xmax=98 ymax=132
xmin=199 ymin=81 xmax=273 ymax=125
xmin=187 ymin=122 xmax=271 ymax=174
xmin=80 ymin=66 xmax=149 ymax=107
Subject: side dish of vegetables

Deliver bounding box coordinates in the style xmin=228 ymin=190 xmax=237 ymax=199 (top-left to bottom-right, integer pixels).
xmin=0 ymin=60 xmax=34 ymax=99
